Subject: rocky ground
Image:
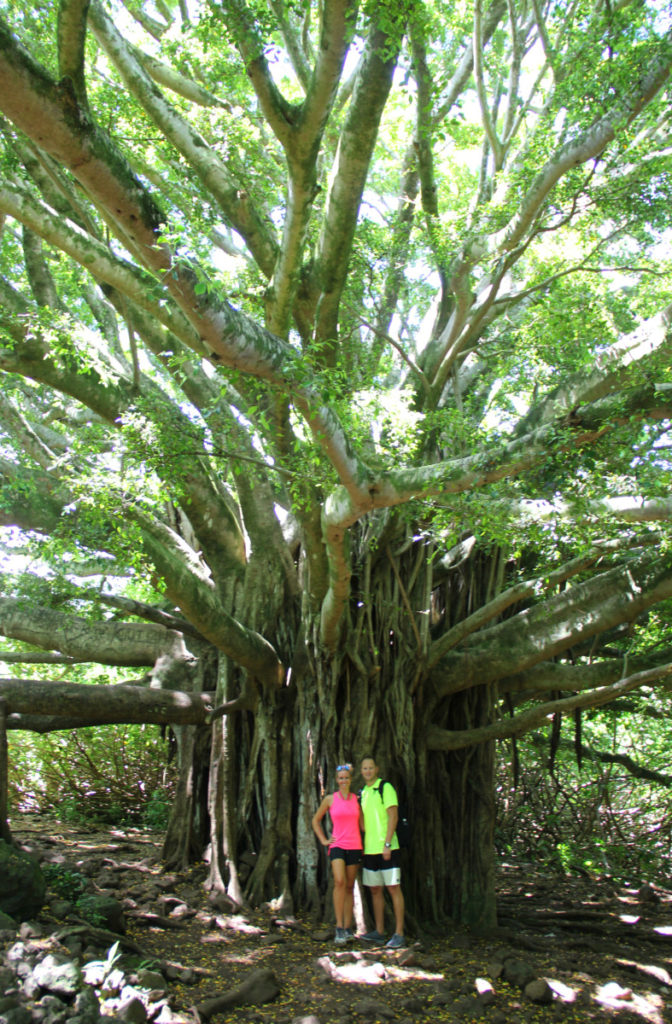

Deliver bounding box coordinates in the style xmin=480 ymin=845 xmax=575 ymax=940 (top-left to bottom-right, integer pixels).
xmin=2 ymin=818 xmax=671 ymax=1024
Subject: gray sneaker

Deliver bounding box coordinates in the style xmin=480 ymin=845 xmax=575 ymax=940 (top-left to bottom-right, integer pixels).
xmin=361 ymin=930 xmax=385 ymax=943
xmin=385 ymin=933 xmax=405 ymax=949
xmin=334 ymin=927 xmax=347 ymax=945
xmin=343 ymin=927 xmax=355 ymax=942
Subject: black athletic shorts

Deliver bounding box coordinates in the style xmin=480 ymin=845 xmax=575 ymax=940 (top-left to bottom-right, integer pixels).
xmin=329 ymin=847 xmax=363 ymax=866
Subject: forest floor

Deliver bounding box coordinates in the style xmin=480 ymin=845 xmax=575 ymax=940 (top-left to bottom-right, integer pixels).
xmin=7 ymin=817 xmax=672 ymax=1024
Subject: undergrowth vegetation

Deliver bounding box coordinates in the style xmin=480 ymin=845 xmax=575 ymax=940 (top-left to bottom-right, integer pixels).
xmin=496 ymin=713 xmax=672 ymax=884
xmin=8 ymin=724 xmax=176 ymax=829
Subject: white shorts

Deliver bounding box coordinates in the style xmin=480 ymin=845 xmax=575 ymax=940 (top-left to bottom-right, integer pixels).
xmin=362 ymin=852 xmax=402 ymax=887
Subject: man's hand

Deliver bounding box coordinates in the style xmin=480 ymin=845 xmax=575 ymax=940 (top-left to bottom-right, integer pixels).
xmin=382 ymin=846 xmax=391 ymax=861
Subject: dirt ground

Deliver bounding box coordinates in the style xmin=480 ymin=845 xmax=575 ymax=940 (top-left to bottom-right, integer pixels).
xmin=8 ymin=818 xmax=672 ymax=1024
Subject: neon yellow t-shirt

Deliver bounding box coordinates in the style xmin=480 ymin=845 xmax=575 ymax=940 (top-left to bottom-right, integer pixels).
xmin=361 ymin=780 xmax=399 ymax=855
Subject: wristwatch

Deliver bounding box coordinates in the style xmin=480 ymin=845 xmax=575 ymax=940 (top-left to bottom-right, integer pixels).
xmin=384 ymin=841 xmax=391 ymax=848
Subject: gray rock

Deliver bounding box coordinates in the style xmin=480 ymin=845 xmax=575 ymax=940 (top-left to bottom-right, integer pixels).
xmin=31 ymin=955 xmax=82 ymax=998
xmin=5 ymin=943 xmax=37 ymax=979
xmin=61 ymin=935 xmax=83 ymax=958
xmin=502 ymin=958 xmax=537 ymax=988
xmin=0 ymin=843 xmax=45 ymax=922
xmin=50 ymin=901 xmax=75 ymax=921
xmin=135 ymin=970 xmax=167 ymax=993
xmin=351 ymin=998 xmax=395 ymax=1019
xmin=152 ymin=1008 xmax=186 ymax=1024
xmin=35 ymin=994 xmax=69 ymax=1024
xmin=73 ymin=988 xmax=101 ymax=1024
xmin=77 ymin=896 xmax=126 ymax=934
xmin=94 ymin=871 xmax=118 ymax=890
xmin=99 ymin=968 xmax=126 ymax=997
xmin=117 ymin=998 xmax=147 ymax=1024
xmin=0 ymin=1005 xmax=33 ymax=1024
xmin=21 ymin=973 xmax=43 ymax=1000
xmin=0 ymin=968 xmax=16 ymax=992
xmin=452 ymin=994 xmax=482 ymax=1016
xmin=524 ymin=978 xmax=554 ymax=1004
xmin=206 ymin=893 xmax=237 ymax=914
xmin=487 ymin=959 xmax=504 ymax=979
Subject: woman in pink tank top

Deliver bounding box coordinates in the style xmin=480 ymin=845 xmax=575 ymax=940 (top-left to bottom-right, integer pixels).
xmin=312 ymin=763 xmax=364 ymax=944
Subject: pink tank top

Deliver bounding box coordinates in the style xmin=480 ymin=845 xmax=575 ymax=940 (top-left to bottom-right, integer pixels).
xmin=329 ymin=791 xmax=362 ymax=850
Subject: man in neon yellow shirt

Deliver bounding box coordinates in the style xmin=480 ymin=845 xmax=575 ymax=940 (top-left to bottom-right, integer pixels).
xmin=359 ymin=755 xmax=405 ymax=949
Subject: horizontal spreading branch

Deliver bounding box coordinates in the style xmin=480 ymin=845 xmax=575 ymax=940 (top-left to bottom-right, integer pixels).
xmin=0 ymin=678 xmax=213 ymax=727
xmin=0 ymin=596 xmax=180 ymax=667
xmin=134 ymin=514 xmax=284 ymax=688
xmin=426 ymin=541 xmax=625 ymax=668
xmin=426 ymin=662 xmax=672 ymax=751
xmin=432 ymin=545 xmax=672 ymax=697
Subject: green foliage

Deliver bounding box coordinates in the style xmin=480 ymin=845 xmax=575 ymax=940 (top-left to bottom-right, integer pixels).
xmin=496 ymin=712 xmax=672 ymax=882
xmin=42 ymin=864 xmax=87 ymax=902
xmin=75 ymin=895 xmax=108 ymax=928
xmin=8 ymin=724 xmax=177 ymax=829
xmin=142 ymin=789 xmax=174 ymax=830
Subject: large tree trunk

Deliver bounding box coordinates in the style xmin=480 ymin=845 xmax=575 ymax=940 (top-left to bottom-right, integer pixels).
xmin=0 ymin=698 xmax=12 ymax=845
xmin=161 ymin=645 xmax=216 ymax=870
xmin=196 ymin=529 xmax=503 ymax=928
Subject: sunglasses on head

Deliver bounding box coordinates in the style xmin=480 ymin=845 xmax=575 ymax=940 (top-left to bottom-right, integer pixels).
xmin=336 ymin=763 xmax=351 ymax=772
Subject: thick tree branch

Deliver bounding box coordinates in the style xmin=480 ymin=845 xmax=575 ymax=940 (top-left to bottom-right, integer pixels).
xmin=432 ymin=547 xmax=672 ymax=698
xmin=0 ymin=678 xmax=213 ymax=726
xmin=88 ymin=2 xmax=279 ymax=278
xmin=513 ymin=302 xmax=672 ymax=437
xmin=311 ymin=12 xmax=401 ymax=353
xmin=57 ymin=0 xmax=90 ymax=106
xmin=495 ymin=44 xmax=672 ymax=255
xmin=221 ymin=0 xmax=298 ymax=148
xmin=0 ymin=185 xmax=202 ymax=354
xmin=132 ymin=48 xmax=221 ymax=107
xmin=427 ymin=662 xmax=672 ymax=751
xmin=0 ymin=597 xmax=181 ymax=666
xmin=427 ymin=541 xmax=624 ymax=669
xmin=22 ymin=227 xmax=62 ymax=308
xmin=266 ymin=0 xmax=358 ymax=337
xmin=318 ymin=370 xmax=672 ymax=647
xmin=134 ymin=513 xmax=284 ymax=687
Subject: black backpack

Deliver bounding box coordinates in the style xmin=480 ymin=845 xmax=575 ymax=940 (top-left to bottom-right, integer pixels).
xmin=361 ymin=779 xmax=411 ymax=849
